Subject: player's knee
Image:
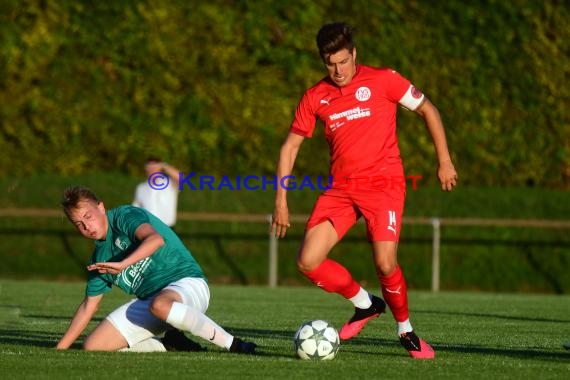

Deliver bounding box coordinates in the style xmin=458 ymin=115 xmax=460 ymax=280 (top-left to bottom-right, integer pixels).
xmin=149 ymin=297 xmax=172 ymax=320
xmin=376 ymin=261 xmax=397 ymax=277
xmin=296 ymin=247 xmax=325 ymax=273
xmin=297 ymin=256 xmax=319 ymax=274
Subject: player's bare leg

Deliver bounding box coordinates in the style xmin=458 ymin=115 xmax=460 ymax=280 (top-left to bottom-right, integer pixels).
xmin=298 ymin=222 xmax=386 ymax=340
xmin=373 ymin=241 xmax=435 ymax=359
xmin=296 ymin=221 xmax=339 ymax=273
xmin=84 ymin=312 xmax=170 ymax=352
xmin=83 ymin=319 xmax=130 ymax=351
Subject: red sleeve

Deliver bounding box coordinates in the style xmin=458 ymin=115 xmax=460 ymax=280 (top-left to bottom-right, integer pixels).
xmin=382 ymin=69 xmax=412 ymax=103
xmin=290 ymin=91 xmax=317 ymax=138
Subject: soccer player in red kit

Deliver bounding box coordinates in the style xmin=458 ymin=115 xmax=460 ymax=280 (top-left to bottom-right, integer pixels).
xmin=271 ymin=22 xmax=457 ymax=359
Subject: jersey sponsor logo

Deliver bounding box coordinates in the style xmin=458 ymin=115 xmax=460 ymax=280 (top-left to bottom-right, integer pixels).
xmin=329 ymin=121 xmax=345 ymax=132
xmin=116 ymin=257 xmax=151 ymax=291
xmin=320 ymin=98 xmax=331 ymax=106
xmin=411 ymin=86 xmax=423 ymax=99
xmin=355 ymin=86 xmax=371 ymax=101
xmin=329 ymin=106 xmax=371 ymax=122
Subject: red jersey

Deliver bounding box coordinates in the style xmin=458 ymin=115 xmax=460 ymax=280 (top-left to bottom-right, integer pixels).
xmin=290 ymin=65 xmax=424 ymax=179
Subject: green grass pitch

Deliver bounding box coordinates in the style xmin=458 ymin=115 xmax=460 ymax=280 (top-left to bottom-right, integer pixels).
xmin=1 ymin=280 xmax=569 ymax=379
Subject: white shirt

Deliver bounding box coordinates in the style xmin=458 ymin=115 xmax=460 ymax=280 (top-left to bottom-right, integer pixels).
xmin=133 ymin=182 xmax=179 ymax=227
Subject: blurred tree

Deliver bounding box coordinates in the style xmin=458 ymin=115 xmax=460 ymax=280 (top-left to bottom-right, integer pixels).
xmin=0 ymin=0 xmax=567 ymax=188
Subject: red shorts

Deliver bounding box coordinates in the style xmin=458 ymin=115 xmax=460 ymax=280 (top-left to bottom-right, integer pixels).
xmin=306 ymin=184 xmax=405 ymax=242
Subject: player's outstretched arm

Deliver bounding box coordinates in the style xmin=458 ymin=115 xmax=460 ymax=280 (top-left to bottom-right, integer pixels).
xmin=272 ymin=132 xmax=305 ymax=238
xmin=88 ymin=223 xmax=164 ymax=275
xmin=56 ymin=294 xmax=103 ymax=349
xmin=414 ymin=98 xmax=458 ymax=191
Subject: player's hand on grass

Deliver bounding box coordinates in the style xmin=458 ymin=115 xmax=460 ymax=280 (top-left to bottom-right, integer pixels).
xmin=438 ymin=160 xmax=457 ymax=192
xmin=271 ymin=205 xmax=291 ymax=238
xmin=87 ymin=262 xmax=125 ymax=275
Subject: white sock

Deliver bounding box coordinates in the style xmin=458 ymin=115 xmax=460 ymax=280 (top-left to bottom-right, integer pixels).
xmin=397 ymin=319 xmax=413 ymax=336
xmin=119 ymin=337 xmax=166 ymax=352
xmin=166 ymin=301 xmax=233 ymax=350
xmin=349 ymin=288 xmax=372 ymax=309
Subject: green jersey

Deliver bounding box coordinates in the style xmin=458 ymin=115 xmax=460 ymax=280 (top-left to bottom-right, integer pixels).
xmin=85 ymin=205 xmax=206 ymax=299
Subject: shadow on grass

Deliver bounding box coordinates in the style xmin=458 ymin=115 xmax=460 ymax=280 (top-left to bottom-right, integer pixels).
xmin=225 ymin=326 xmax=570 ymax=362
xmin=0 ymin=329 xmax=70 ymax=348
xmin=414 ymin=309 xmax=570 ymax=324
xmin=344 ymin=335 xmax=570 ymax=362
xmin=22 ymin=313 xmax=105 ymax=322
xmin=2 ymin=321 xmax=568 ymax=362
xmin=0 ymin=313 xmax=104 ymax=349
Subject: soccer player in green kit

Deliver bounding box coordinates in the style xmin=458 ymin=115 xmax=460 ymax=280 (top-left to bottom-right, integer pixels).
xmin=56 ymin=186 xmax=256 ymax=354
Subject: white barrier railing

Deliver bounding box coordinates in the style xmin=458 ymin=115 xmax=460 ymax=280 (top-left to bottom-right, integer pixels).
xmin=1 ymin=209 xmax=569 ymax=290
xmin=264 ymin=215 xmax=570 ymax=290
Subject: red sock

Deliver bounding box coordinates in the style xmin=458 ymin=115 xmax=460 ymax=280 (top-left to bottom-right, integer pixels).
xmin=304 ymin=259 xmax=360 ymax=299
xmin=379 ymin=265 xmax=409 ymax=322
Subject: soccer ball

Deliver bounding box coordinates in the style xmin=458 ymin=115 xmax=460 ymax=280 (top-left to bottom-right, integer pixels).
xmin=294 ymin=320 xmax=340 ymax=360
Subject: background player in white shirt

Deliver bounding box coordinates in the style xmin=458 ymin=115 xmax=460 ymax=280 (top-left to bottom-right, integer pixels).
xmin=133 ymin=157 xmax=181 ymax=228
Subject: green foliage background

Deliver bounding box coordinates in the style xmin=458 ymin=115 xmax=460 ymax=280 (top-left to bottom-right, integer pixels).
xmin=1 ymin=0 xmax=568 ymax=187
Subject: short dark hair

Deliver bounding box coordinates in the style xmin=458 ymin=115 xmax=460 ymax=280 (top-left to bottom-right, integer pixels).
xmin=316 ymin=22 xmax=355 ymax=59
xmin=145 ymin=157 xmax=162 ymax=164
xmin=61 ymin=186 xmax=101 ymax=218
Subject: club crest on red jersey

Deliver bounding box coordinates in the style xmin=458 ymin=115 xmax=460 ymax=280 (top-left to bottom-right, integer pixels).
xmin=355 ymin=86 xmax=371 ymax=101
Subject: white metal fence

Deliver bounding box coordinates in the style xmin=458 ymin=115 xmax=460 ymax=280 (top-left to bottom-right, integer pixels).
xmin=1 ymin=208 xmax=569 ymax=291
xmin=264 ymin=214 xmax=570 ymax=290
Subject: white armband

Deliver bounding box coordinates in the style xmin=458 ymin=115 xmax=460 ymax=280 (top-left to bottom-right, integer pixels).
xmin=398 ymin=85 xmax=425 ymax=111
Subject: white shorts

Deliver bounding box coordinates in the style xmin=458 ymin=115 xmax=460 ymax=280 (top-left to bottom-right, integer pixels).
xmin=106 ymin=277 xmax=210 ymax=347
